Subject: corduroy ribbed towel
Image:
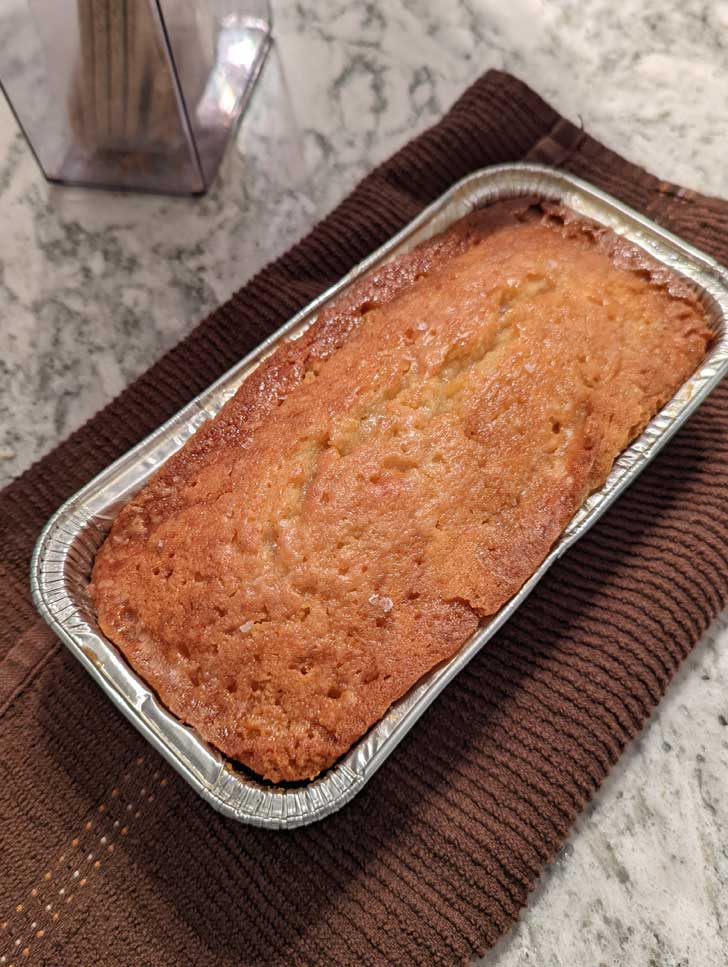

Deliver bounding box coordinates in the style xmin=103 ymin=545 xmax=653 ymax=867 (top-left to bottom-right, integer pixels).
xmin=2 ymin=70 xmax=728 ymax=967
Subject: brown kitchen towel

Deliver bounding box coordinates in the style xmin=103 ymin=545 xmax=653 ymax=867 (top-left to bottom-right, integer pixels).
xmin=1 ymin=70 xmax=728 ymax=966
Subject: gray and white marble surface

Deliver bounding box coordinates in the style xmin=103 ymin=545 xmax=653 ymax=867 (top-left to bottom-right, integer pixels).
xmin=1 ymin=1 xmax=727 ymax=964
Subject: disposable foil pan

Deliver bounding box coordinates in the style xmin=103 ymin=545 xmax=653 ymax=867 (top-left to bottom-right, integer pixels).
xmin=31 ymin=163 xmax=728 ymax=828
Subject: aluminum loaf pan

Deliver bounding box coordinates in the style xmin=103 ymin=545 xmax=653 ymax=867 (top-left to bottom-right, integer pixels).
xmin=31 ymin=163 xmax=728 ymax=828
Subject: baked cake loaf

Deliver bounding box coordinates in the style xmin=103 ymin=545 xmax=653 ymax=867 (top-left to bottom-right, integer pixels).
xmin=90 ymin=199 xmax=711 ymax=782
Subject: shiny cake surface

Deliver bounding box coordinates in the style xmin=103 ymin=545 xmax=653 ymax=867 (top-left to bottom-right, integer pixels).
xmin=90 ymin=200 xmax=711 ymax=781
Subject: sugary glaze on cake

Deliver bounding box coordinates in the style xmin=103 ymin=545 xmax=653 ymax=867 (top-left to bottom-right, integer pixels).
xmin=90 ymin=199 xmax=712 ymax=781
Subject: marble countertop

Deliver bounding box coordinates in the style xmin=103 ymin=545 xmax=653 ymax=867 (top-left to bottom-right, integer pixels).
xmin=1 ymin=1 xmax=726 ymax=964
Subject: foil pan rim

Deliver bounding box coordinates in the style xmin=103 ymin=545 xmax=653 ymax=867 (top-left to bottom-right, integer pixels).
xmin=31 ymin=162 xmax=728 ymax=828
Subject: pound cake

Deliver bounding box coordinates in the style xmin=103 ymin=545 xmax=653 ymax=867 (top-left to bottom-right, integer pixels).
xmin=90 ymin=199 xmax=711 ymax=782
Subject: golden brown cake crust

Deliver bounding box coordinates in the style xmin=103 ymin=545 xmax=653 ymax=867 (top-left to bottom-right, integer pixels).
xmin=90 ymin=199 xmax=712 ymax=782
